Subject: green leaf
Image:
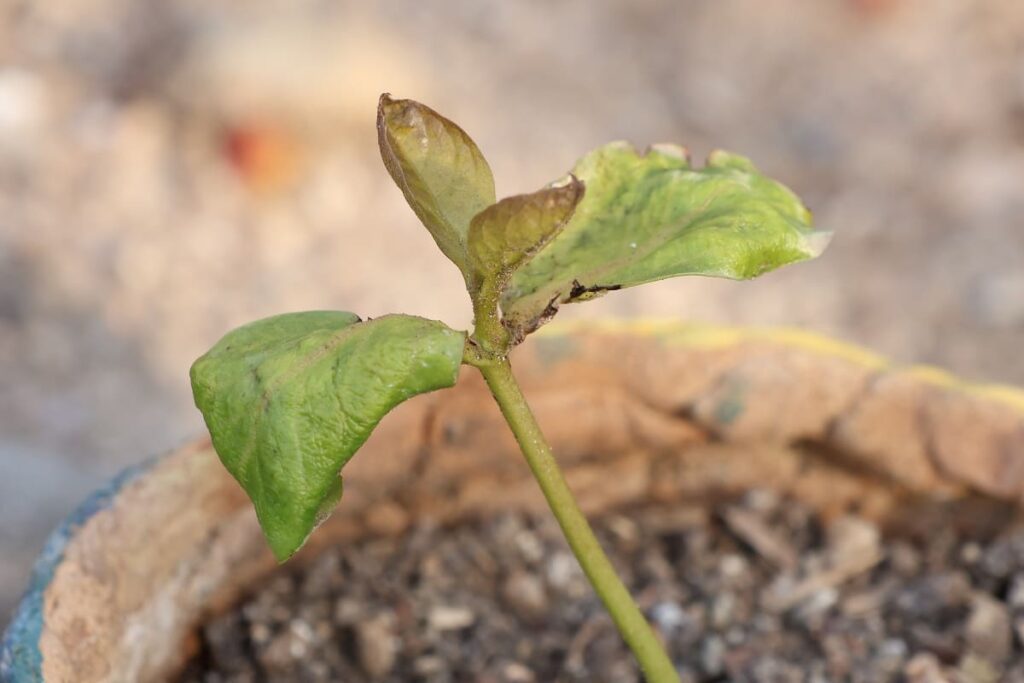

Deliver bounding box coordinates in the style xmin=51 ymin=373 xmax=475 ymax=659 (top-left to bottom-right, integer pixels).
xmin=501 ymin=142 xmax=831 ymax=335
xmin=467 ymin=177 xmax=584 ymax=295
xmin=190 ymin=311 xmax=465 ymax=561
xmin=377 ymin=94 xmax=496 ymax=273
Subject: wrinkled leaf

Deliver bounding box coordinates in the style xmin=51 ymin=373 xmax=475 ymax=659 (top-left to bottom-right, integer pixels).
xmin=190 ymin=311 xmax=465 ymax=561
xmin=377 ymin=94 xmax=496 ymax=273
xmin=501 ymin=143 xmax=830 ymax=335
xmin=467 ymin=177 xmax=584 ymax=296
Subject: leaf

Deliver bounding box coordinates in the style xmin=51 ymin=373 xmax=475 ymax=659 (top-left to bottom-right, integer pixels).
xmin=190 ymin=311 xmax=465 ymax=561
xmin=501 ymin=143 xmax=831 ymax=335
xmin=466 ymin=177 xmax=584 ymax=296
xmin=377 ymin=94 xmax=496 ymax=273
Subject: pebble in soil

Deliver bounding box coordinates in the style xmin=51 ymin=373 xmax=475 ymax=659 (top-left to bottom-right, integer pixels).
xmin=179 ymin=491 xmax=1024 ymax=683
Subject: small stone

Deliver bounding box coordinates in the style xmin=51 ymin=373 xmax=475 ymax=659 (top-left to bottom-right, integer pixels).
xmin=418 ymin=551 xmax=445 ymax=581
xmin=711 ymin=592 xmax=737 ymax=629
xmin=890 ymin=541 xmax=922 ymax=577
xmin=701 ymin=636 xmax=726 ymax=676
xmin=545 ymin=551 xmax=586 ymax=597
xmin=514 ymin=529 xmax=545 ymax=565
xmin=414 ymin=655 xmax=446 ymax=676
xmin=877 ymin=637 xmax=909 ymax=662
xmin=965 ymin=595 xmax=1012 ymax=664
xmin=826 ymin=515 xmax=880 ymax=565
xmin=719 ymin=553 xmax=749 ymax=581
xmin=288 ymin=618 xmax=316 ymax=645
xmin=797 ymin=587 xmax=838 ymax=621
xmin=333 ymin=597 xmax=365 ymax=625
xmin=742 ymin=488 xmax=780 ymax=514
xmin=980 ymin=534 xmax=1024 ymax=580
xmin=1006 ymin=573 xmax=1024 ymax=609
xmin=428 ymin=605 xmax=476 ymax=631
xmin=649 ymin=601 xmax=686 ymax=634
xmin=355 ymin=614 xmax=397 ymax=678
xmin=724 ymin=626 xmax=745 ymax=646
xmin=502 ymin=570 xmax=548 ymax=622
xmin=249 ymin=621 xmax=271 ymax=645
xmin=501 ymin=661 xmax=537 ymax=683
xmin=960 ymin=542 xmax=983 ymax=565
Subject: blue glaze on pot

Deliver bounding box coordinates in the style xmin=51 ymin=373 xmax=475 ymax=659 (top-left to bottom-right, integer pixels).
xmin=0 ymin=460 xmax=155 ymax=682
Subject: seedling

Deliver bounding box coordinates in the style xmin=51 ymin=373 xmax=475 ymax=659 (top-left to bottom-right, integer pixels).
xmin=191 ymin=94 xmax=829 ymax=681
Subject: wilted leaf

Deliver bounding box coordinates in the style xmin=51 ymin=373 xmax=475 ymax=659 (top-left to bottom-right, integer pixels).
xmin=501 ymin=143 xmax=830 ymax=335
xmin=467 ymin=177 xmax=584 ymax=296
xmin=190 ymin=311 xmax=465 ymax=560
xmin=378 ymin=94 xmax=496 ymax=273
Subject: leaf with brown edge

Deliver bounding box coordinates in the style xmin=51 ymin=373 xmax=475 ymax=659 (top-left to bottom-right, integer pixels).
xmin=190 ymin=311 xmax=466 ymax=561
xmin=501 ymin=142 xmax=831 ymax=337
xmin=377 ymin=94 xmax=495 ymax=273
xmin=467 ymin=176 xmax=584 ymax=297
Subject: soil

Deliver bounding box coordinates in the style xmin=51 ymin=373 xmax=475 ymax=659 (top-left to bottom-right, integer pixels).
xmin=179 ymin=491 xmax=1024 ymax=683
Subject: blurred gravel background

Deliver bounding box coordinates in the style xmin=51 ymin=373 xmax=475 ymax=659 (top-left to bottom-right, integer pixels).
xmin=1 ymin=0 xmax=1023 ymax=616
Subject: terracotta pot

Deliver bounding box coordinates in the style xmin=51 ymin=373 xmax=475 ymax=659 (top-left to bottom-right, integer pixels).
xmin=3 ymin=322 xmax=1024 ymax=682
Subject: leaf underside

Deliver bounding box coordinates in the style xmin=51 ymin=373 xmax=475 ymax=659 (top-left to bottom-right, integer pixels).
xmin=190 ymin=312 xmax=465 ymax=561
xmin=377 ymin=94 xmax=496 ymax=274
xmin=467 ymin=177 xmax=584 ymax=297
xmin=500 ymin=143 xmax=831 ymax=336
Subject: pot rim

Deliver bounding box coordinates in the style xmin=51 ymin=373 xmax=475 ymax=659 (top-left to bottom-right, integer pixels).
xmin=4 ymin=320 xmax=1024 ymax=682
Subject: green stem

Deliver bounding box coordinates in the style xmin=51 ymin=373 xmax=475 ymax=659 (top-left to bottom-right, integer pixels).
xmin=475 ymin=357 xmax=680 ymax=683
xmin=470 ymin=278 xmax=510 ymax=355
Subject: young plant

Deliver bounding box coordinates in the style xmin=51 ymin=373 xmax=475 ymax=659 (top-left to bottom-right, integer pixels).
xmin=190 ymin=94 xmax=829 ymax=681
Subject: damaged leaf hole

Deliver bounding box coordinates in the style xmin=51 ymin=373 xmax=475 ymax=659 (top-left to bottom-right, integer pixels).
xmin=568 ymin=278 xmax=624 ymax=302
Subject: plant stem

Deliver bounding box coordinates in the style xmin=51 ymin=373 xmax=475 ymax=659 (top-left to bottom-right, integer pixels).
xmin=476 ymin=357 xmax=680 ymax=683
